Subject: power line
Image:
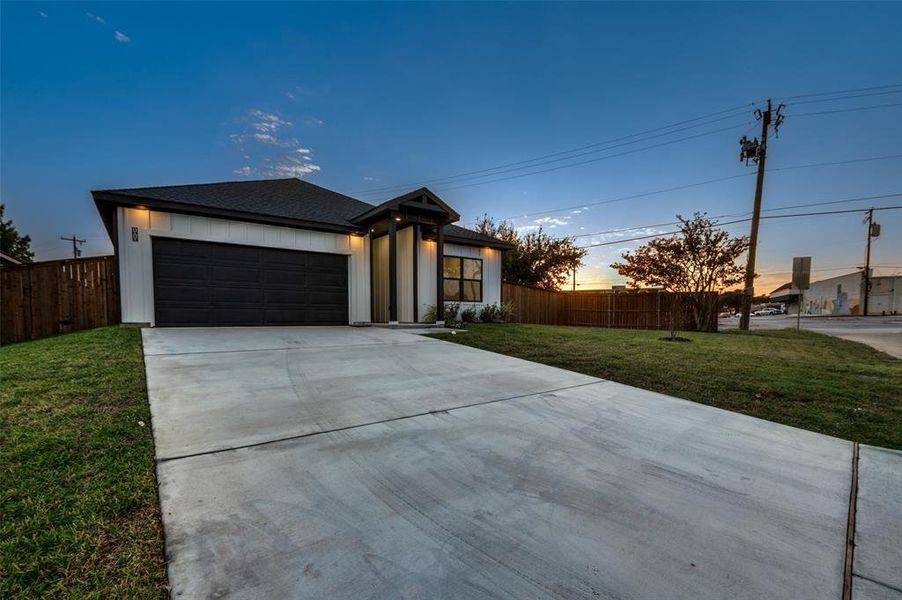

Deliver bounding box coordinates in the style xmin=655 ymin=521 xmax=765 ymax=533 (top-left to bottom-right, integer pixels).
xmin=570 ymin=192 xmax=902 ymax=240
xmin=433 ymin=121 xmax=753 ymax=193
xmin=577 ymin=264 xmax=902 ymax=289
xmin=449 ymin=101 xmax=899 ymax=194
xmin=724 ymin=192 xmax=902 ymax=218
xmin=576 ymin=205 xmax=902 ymax=249
xmin=789 ymin=102 xmax=902 ymax=117
xmin=491 ymin=153 xmax=902 ymax=223
xmin=496 ymin=173 xmax=754 ymax=222
xmin=417 ymin=117 xmax=749 ymax=192
xmin=770 ymin=153 xmax=902 ymax=173
xmin=758 ymin=265 xmax=902 ymax=275
xmin=348 ymin=83 xmax=902 ymax=199
xmin=349 ymin=104 xmax=757 ymax=196
xmin=788 ymin=89 xmax=902 ymax=106
xmin=774 ymin=82 xmax=902 ymax=101
xmin=759 ymin=265 xmax=859 ymax=275
xmin=354 ymin=116 xmax=753 ymax=197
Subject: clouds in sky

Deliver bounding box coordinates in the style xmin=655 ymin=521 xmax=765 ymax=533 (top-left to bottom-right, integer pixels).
xmin=534 ymin=216 xmax=570 ymax=227
xmin=231 ymin=108 xmax=321 ymax=179
xmin=250 ymin=110 xmax=291 ymax=132
xmin=252 ymin=133 xmax=278 ymax=145
xmin=577 ymin=226 xmax=671 ymax=248
xmin=265 ymin=156 xmax=321 ymax=178
xmin=77 ymin=10 xmax=131 ymax=42
xmin=512 ymin=214 xmax=571 ymax=233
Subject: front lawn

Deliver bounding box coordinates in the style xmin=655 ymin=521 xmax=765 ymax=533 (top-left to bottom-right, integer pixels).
xmin=0 ymin=327 xmax=167 ymax=598
xmin=432 ymin=324 xmax=902 ymax=450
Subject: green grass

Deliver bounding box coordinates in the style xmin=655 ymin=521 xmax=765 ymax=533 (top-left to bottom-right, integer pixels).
xmin=432 ymin=324 xmax=902 ymax=450
xmin=1 ymin=327 xmax=167 ymax=598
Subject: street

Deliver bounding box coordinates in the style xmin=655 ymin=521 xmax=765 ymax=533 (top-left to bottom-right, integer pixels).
xmin=719 ymin=315 xmax=902 ymax=359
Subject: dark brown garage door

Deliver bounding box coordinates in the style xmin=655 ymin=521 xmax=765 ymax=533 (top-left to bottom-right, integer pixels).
xmin=152 ymin=238 xmax=348 ymax=326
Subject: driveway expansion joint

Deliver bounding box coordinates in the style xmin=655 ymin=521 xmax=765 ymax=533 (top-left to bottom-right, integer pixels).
xmin=853 ymin=574 xmax=902 ymax=596
xmin=155 ymin=379 xmax=606 ymax=463
xmin=843 ymin=441 xmax=860 ymax=600
xmin=143 ymin=340 xmax=427 ymax=357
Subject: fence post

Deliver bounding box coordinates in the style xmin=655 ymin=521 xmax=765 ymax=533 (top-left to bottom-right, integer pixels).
xmin=656 ymin=291 xmax=661 ymax=330
xmin=24 ymin=267 xmax=35 ymax=341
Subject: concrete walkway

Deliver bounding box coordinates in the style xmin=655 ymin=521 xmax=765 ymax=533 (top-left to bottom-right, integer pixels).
xmin=142 ymin=326 xmax=902 ymax=599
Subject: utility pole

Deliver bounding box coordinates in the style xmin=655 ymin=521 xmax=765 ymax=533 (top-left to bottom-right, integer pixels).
xmin=738 ymin=99 xmax=785 ymax=331
xmin=60 ymin=234 xmax=86 ymax=259
xmin=572 ymin=267 xmax=577 ymax=291
xmin=862 ymin=208 xmax=880 ymax=316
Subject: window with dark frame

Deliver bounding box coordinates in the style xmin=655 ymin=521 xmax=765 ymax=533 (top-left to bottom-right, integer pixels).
xmin=443 ymin=256 xmax=482 ymax=302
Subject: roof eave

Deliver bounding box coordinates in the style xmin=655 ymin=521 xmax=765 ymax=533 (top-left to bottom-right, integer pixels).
xmin=91 ymin=191 xmax=365 ymax=236
xmin=350 ymin=187 xmax=460 ymax=225
xmin=445 ymin=237 xmax=513 ymax=250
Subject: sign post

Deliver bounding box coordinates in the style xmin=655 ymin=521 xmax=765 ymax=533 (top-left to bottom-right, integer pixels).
xmin=792 ymin=256 xmax=812 ymax=331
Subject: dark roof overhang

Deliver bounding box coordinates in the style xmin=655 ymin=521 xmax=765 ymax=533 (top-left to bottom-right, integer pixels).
xmin=443 ymin=233 xmax=513 ymax=250
xmin=91 ymin=190 xmax=366 ymax=241
xmin=350 ymin=187 xmax=460 ymax=227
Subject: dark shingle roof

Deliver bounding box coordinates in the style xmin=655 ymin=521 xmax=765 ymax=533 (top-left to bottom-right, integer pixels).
xmin=94 ymin=177 xmax=510 ymax=247
xmin=98 ymin=178 xmax=373 ymax=228
xmin=443 ymin=224 xmax=510 ymax=247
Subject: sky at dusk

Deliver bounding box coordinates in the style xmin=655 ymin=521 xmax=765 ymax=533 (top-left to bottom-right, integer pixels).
xmin=2 ymin=2 xmax=901 ymax=293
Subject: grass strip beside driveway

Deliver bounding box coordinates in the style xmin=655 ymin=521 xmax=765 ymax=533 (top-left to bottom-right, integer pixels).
xmin=432 ymin=324 xmax=902 ymax=450
xmin=1 ymin=327 xmax=167 ymax=598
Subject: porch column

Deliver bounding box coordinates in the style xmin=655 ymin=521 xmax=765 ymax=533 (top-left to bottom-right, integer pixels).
xmin=435 ymin=224 xmax=444 ymax=326
xmin=388 ymin=218 xmax=398 ymax=325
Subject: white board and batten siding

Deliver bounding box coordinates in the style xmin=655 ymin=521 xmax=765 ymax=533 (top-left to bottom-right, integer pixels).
xmin=116 ymin=207 xmax=370 ymax=325
xmin=373 ymin=232 xmax=503 ymax=323
xmin=417 ymin=240 xmax=502 ymax=321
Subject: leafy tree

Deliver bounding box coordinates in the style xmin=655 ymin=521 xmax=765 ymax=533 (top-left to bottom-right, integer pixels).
xmin=611 ymin=212 xmax=748 ymax=331
xmin=475 ymin=215 xmax=587 ymax=290
xmin=0 ymin=204 xmax=34 ymax=264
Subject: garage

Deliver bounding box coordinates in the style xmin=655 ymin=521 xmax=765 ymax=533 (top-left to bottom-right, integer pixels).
xmin=151 ymin=238 xmax=348 ymax=326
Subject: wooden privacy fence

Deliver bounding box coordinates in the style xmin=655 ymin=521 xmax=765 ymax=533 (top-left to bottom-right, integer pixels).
xmin=1 ymin=256 xmax=119 ymax=344
xmin=502 ymin=282 xmax=718 ymax=332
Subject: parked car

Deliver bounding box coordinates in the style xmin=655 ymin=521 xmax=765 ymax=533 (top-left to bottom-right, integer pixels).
xmin=754 ymin=308 xmax=780 ymax=316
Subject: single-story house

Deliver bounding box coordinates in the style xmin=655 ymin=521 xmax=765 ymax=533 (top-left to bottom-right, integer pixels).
xmin=92 ymin=178 xmax=512 ymax=327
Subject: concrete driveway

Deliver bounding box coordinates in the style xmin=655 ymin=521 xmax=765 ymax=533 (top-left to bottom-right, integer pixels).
xmin=142 ymin=327 xmax=901 ymax=599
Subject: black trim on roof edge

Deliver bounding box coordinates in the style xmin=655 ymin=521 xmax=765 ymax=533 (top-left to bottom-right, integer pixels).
xmin=443 ymin=234 xmax=512 ymax=250
xmin=92 ymin=191 xmax=365 ymax=235
xmin=351 ymin=187 xmax=460 ymax=225
xmin=91 ymin=179 xmax=512 ymax=249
